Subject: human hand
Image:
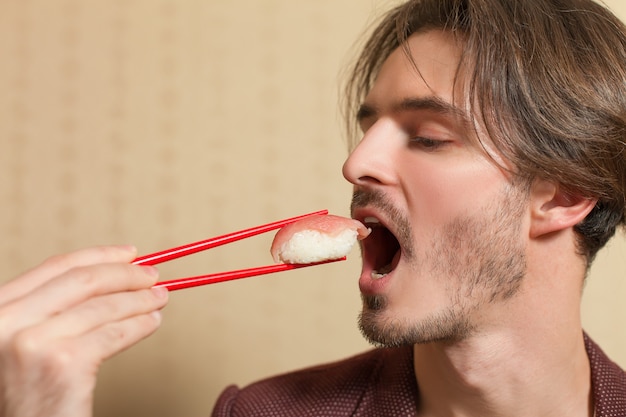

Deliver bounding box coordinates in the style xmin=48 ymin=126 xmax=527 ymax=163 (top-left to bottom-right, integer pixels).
xmin=0 ymin=245 xmax=168 ymax=417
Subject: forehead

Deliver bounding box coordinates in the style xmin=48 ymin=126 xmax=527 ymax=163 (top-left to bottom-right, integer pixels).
xmin=364 ymin=30 xmax=465 ymax=108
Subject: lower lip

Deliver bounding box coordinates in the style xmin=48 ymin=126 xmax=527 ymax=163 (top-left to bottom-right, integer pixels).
xmin=358 ymin=270 xmax=394 ymax=295
xmin=358 ymin=252 xmax=400 ymax=295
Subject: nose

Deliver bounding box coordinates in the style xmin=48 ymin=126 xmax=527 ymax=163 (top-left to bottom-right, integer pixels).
xmin=342 ymin=119 xmax=401 ymax=187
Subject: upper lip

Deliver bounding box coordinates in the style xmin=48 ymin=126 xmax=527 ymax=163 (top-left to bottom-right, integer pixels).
xmin=352 ymin=207 xmax=394 ymax=234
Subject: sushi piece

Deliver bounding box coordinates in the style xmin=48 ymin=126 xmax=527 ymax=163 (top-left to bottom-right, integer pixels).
xmin=271 ymin=214 xmax=370 ymax=264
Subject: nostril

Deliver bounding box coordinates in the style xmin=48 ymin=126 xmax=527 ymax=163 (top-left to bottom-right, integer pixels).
xmin=358 ymin=175 xmax=383 ymax=185
xmin=342 ymin=156 xmax=360 ymax=184
xmin=342 ymin=154 xmax=385 ymax=186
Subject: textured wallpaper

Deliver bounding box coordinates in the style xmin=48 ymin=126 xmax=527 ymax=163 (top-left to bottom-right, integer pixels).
xmin=0 ymin=1 xmax=624 ymax=416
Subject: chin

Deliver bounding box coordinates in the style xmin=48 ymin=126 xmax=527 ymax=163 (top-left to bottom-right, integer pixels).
xmin=358 ymin=297 xmax=476 ymax=347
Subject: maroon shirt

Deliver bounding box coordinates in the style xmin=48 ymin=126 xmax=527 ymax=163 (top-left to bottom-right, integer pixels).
xmin=212 ymin=334 xmax=626 ymax=416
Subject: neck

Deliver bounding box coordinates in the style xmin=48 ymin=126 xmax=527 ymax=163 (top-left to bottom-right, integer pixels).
xmin=413 ymin=252 xmax=592 ymax=417
xmin=413 ymin=327 xmax=592 ymax=417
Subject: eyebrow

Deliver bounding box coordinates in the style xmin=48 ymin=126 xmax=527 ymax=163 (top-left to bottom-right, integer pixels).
xmin=356 ymin=96 xmax=470 ymax=126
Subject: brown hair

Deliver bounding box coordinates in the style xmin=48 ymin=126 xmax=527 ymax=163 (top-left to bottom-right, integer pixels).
xmin=344 ymin=0 xmax=626 ymax=263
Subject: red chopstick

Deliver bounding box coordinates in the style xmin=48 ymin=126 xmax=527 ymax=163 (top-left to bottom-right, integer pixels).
xmin=132 ymin=209 xmax=328 ymax=266
xmin=153 ymin=257 xmax=346 ymax=291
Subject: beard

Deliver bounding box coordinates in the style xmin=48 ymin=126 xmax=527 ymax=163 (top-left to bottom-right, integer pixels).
xmin=355 ymin=183 xmax=528 ymax=347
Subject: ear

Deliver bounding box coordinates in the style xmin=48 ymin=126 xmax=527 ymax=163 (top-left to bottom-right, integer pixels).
xmin=529 ymin=180 xmax=597 ymax=239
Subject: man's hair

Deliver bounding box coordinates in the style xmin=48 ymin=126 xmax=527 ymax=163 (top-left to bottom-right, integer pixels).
xmin=344 ymin=0 xmax=626 ymax=263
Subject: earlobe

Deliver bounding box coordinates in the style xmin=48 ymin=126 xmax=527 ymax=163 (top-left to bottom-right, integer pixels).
xmin=529 ymin=180 xmax=597 ymax=239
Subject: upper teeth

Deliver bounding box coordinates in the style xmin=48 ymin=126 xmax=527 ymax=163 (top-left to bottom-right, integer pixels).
xmin=363 ymin=216 xmax=380 ymax=225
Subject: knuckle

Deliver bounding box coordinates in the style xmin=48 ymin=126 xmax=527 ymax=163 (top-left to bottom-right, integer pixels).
xmin=61 ymin=264 xmax=156 ymax=299
xmin=11 ymin=329 xmax=40 ymax=357
xmin=84 ymin=296 xmax=120 ymax=319
xmin=12 ymin=331 xmax=76 ymax=371
xmin=46 ymin=345 xmax=75 ymax=371
xmin=63 ymin=266 xmax=101 ymax=293
xmin=73 ymin=266 xmax=99 ymax=287
xmin=38 ymin=250 xmax=99 ymax=278
xmin=69 ymin=263 xmax=136 ymax=292
xmin=101 ymin=323 xmax=132 ymax=346
xmin=39 ymin=252 xmax=74 ymax=272
xmin=111 ymin=313 xmax=160 ymax=341
xmin=80 ymin=290 xmax=164 ymax=326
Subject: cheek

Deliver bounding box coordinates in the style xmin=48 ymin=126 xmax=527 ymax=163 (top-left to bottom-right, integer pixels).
xmin=400 ymin=155 xmax=507 ymax=228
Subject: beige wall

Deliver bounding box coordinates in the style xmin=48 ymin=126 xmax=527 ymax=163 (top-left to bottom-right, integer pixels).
xmin=0 ymin=1 xmax=624 ymax=416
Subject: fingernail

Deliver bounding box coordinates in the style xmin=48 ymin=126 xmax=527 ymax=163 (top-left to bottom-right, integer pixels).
xmin=151 ymin=286 xmax=169 ymax=299
xmin=142 ymin=266 xmax=159 ymax=277
xmin=118 ymin=245 xmax=138 ymax=254
xmin=151 ymin=310 xmax=163 ymax=325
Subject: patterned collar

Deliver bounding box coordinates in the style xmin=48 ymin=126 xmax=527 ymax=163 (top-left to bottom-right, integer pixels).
xmin=584 ymin=333 xmax=626 ymax=417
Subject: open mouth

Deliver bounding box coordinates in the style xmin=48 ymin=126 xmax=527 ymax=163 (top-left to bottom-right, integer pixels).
xmin=362 ymin=216 xmax=401 ymax=280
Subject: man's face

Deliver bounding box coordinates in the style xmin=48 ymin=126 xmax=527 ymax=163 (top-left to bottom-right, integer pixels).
xmin=343 ymin=30 xmax=530 ymax=347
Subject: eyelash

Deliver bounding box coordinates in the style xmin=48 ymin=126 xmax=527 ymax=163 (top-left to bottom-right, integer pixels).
xmin=409 ymin=136 xmax=448 ymax=151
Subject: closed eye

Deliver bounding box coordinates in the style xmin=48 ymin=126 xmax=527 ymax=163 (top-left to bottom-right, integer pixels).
xmin=409 ymin=136 xmax=450 ymax=151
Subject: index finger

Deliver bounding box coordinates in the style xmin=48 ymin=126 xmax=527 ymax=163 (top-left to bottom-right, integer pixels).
xmin=0 ymin=245 xmax=138 ymax=307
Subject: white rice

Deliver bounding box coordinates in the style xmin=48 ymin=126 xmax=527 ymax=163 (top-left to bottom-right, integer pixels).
xmin=277 ymin=229 xmax=358 ymax=263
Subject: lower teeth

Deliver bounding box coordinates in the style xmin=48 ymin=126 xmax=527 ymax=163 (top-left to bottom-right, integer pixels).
xmin=371 ymin=263 xmax=393 ymax=279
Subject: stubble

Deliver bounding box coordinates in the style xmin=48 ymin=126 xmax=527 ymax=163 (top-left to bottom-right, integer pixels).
xmin=357 ymin=183 xmax=528 ymax=347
